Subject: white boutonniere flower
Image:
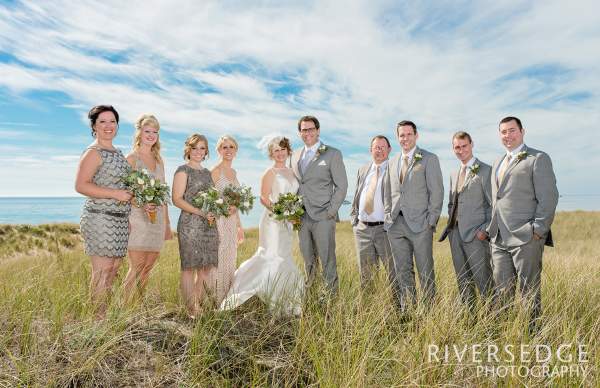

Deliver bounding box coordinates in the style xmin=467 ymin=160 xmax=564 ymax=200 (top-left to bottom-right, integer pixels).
xmin=317 ymin=144 xmax=327 ymax=154
xmin=414 ymin=152 xmax=423 ymax=162
xmin=517 ymin=151 xmax=528 ymax=161
xmin=469 ymin=163 xmax=480 ymax=176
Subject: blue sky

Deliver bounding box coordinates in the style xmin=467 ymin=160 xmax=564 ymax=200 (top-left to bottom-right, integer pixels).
xmin=1 ymin=0 xmax=599 ymax=209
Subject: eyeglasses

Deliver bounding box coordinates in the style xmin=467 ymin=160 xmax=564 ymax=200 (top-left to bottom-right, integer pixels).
xmin=300 ymin=127 xmax=317 ymax=133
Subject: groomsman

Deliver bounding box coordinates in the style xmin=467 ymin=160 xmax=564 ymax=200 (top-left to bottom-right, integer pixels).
xmin=488 ymin=116 xmax=558 ymax=328
xmin=350 ymin=135 xmax=396 ymax=291
xmin=439 ymin=131 xmax=493 ymax=308
xmin=384 ymin=121 xmax=444 ymax=311
xmin=291 ymin=116 xmax=348 ymax=295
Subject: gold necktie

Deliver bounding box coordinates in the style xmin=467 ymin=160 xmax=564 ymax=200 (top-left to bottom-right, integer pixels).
xmin=457 ymin=165 xmax=467 ymax=192
xmin=497 ymin=154 xmax=512 ymax=184
xmin=400 ymin=155 xmax=409 ymax=184
xmin=364 ymin=165 xmax=380 ymax=215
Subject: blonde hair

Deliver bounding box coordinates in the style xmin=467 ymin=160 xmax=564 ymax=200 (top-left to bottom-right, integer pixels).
xmin=183 ymin=133 xmax=209 ymax=161
xmin=215 ymin=135 xmax=239 ymax=154
xmin=133 ymin=114 xmax=162 ymax=163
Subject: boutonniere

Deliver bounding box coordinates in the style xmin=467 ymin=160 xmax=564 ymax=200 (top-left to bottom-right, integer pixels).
xmin=414 ymin=152 xmax=423 ymax=162
xmin=516 ymin=151 xmax=527 ymax=161
xmin=317 ymin=144 xmax=327 ymax=154
xmin=469 ymin=163 xmax=480 ymax=176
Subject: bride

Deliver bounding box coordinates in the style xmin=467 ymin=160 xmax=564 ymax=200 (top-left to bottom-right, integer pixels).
xmin=220 ymin=136 xmax=304 ymax=315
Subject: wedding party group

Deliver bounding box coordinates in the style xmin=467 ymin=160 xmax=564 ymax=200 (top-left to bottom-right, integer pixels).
xmin=75 ymin=104 xmax=558 ymax=328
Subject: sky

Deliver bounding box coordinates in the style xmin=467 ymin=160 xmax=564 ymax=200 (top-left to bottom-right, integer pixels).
xmin=1 ymin=0 xmax=599 ymax=210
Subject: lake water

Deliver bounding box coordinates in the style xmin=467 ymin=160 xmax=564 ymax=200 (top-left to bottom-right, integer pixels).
xmin=0 ymin=196 xmax=597 ymax=226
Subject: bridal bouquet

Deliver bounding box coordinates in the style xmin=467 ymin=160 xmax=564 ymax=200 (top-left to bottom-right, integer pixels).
xmin=191 ymin=187 xmax=229 ymax=226
xmin=270 ymin=193 xmax=304 ymax=231
xmin=223 ymin=184 xmax=255 ymax=215
xmin=122 ymin=169 xmax=170 ymax=223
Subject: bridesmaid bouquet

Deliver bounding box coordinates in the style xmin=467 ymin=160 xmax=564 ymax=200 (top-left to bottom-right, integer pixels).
xmin=270 ymin=193 xmax=304 ymax=231
xmin=191 ymin=187 xmax=230 ymax=226
xmin=122 ymin=169 xmax=170 ymax=223
xmin=223 ymin=184 xmax=255 ymax=215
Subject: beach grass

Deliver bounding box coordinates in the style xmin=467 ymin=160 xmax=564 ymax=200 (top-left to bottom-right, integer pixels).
xmin=0 ymin=211 xmax=598 ymax=386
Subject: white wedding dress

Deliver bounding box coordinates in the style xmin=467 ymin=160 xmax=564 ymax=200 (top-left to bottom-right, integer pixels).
xmin=220 ymin=168 xmax=304 ymax=315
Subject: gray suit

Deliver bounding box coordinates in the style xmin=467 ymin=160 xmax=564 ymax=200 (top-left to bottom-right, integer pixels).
xmin=350 ymin=162 xmax=395 ymax=288
xmin=487 ymin=144 xmax=558 ymax=321
xmin=292 ymin=143 xmax=348 ymax=293
xmin=439 ymin=158 xmax=493 ymax=306
xmin=383 ymin=147 xmax=444 ymax=310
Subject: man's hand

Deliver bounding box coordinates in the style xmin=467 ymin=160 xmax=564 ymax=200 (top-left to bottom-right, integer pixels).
xmin=476 ymin=230 xmax=488 ymax=241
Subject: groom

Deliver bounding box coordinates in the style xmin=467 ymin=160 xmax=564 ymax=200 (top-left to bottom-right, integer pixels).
xmin=292 ymin=115 xmax=348 ymax=295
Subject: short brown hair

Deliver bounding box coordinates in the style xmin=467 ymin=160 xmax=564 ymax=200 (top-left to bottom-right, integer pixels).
xmin=370 ymin=135 xmax=391 ymax=148
xmin=183 ymin=134 xmax=209 ymax=161
xmin=88 ymin=105 xmax=119 ymax=137
xmin=499 ymin=116 xmax=523 ymax=130
xmin=396 ymin=120 xmax=417 ymax=136
xmin=298 ymin=115 xmax=320 ymax=131
xmin=452 ymin=131 xmax=472 ymax=144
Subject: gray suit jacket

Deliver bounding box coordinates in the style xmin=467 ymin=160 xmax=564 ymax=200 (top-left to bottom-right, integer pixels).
xmin=439 ymin=158 xmax=492 ymax=243
xmin=383 ymin=147 xmax=444 ymax=233
xmin=292 ymin=143 xmax=348 ymax=221
xmin=350 ymin=162 xmax=385 ymax=226
xmin=487 ymin=145 xmax=558 ymax=247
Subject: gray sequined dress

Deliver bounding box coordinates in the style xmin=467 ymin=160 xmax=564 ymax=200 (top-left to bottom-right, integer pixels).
xmin=176 ymin=165 xmax=219 ymax=269
xmin=80 ymin=146 xmax=131 ymax=257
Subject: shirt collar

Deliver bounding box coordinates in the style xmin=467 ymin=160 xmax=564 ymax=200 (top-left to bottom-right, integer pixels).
xmin=461 ymin=157 xmax=476 ymax=168
xmin=304 ymin=141 xmax=321 ymax=153
xmin=401 ymin=146 xmax=417 ymax=160
xmin=370 ymin=159 xmax=388 ymax=172
xmin=506 ymin=143 xmax=525 ymax=157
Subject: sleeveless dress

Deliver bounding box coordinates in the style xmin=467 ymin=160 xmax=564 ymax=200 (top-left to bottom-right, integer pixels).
xmin=127 ymin=154 xmax=166 ymax=252
xmin=214 ymin=170 xmax=239 ymax=302
xmin=176 ymin=165 xmax=219 ymax=269
xmin=220 ymin=168 xmax=304 ymax=315
xmin=80 ymin=146 xmax=131 ymax=258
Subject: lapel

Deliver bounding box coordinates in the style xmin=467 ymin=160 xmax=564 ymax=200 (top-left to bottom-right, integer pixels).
xmin=452 ymin=169 xmax=460 ymax=194
xmin=404 ymin=147 xmax=421 ymax=183
xmin=392 ymin=154 xmax=402 ymax=188
xmin=357 ymin=163 xmax=371 ymax=194
xmin=458 ymin=158 xmax=478 ymax=194
xmin=499 ymin=145 xmax=528 ymax=190
xmin=303 ymin=143 xmax=325 ymax=177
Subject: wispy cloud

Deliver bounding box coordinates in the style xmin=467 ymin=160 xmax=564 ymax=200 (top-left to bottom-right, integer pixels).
xmin=0 ymin=0 xmax=599 ymax=203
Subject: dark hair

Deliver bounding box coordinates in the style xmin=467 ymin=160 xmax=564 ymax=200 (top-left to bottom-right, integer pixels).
xmin=370 ymin=135 xmax=391 ymax=148
xmin=88 ymin=105 xmax=120 ymax=137
xmin=396 ymin=120 xmax=417 ymax=136
xmin=452 ymin=131 xmax=472 ymax=144
xmin=297 ymin=115 xmax=320 ymax=131
xmin=499 ymin=116 xmax=523 ymax=130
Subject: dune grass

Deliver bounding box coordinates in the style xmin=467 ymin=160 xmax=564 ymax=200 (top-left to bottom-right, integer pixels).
xmin=0 ymin=211 xmax=598 ymax=386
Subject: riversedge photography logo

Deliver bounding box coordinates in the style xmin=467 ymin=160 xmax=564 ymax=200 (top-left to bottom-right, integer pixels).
xmin=428 ymin=343 xmax=590 ymax=378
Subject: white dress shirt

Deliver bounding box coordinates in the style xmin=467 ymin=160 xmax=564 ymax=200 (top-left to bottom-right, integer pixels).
xmin=496 ymin=143 xmax=525 ymax=178
xmin=358 ymin=160 xmax=388 ymax=222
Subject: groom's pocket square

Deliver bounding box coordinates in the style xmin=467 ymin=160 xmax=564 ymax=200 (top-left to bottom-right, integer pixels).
xmin=318 ymin=160 xmax=327 ymax=166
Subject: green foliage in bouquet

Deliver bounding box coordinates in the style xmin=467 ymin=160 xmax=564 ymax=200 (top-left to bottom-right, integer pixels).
xmin=122 ymin=169 xmax=171 ymax=206
xmin=191 ymin=187 xmax=230 ymax=225
xmin=223 ymin=184 xmax=255 ymax=215
xmin=270 ymin=192 xmax=304 ymax=231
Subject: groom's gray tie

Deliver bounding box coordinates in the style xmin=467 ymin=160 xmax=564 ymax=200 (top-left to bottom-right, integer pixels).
xmin=301 ymin=149 xmax=314 ymax=174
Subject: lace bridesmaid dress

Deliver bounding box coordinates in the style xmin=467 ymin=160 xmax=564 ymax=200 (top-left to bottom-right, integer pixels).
xmin=127 ymin=153 xmax=166 ymax=252
xmin=213 ymin=170 xmax=239 ymax=302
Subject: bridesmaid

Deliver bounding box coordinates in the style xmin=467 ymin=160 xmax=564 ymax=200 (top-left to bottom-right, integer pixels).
xmin=172 ymin=134 xmax=219 ymax=318
xmin=75 ymin=105 xmax=132 ymax=319
xmin=211 ymin=135 xmax=244 ymax=303
xmin=122 ymin=114 xmax=172 ymax=301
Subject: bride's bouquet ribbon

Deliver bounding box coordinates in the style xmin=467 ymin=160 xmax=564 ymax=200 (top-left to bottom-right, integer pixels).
xmin=122 ymin=169 xmax=170 ymax=223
